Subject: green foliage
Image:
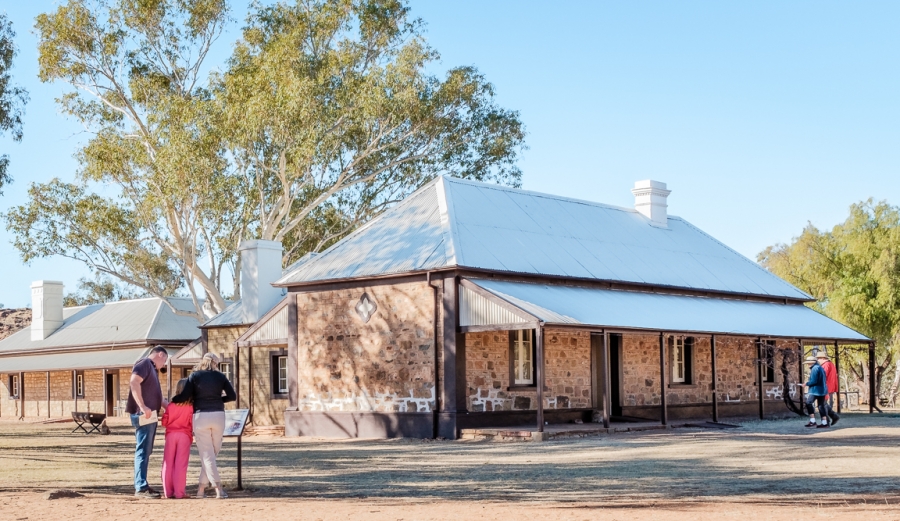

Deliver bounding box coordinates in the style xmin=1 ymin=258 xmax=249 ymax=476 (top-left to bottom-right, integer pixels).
xmin=63 ymin=272 xmax=149 ymax=306
xmin=759 ymin=199 xmax=900 ymax=397
xmin=7 ymin=0 xmax=525 ymax=321
xmin=0 ymin=13 xmax=28 ymax=194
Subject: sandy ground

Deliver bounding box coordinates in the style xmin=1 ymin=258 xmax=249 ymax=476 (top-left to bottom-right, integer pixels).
xmin=2 ymin=413 xmax=900 ymax=520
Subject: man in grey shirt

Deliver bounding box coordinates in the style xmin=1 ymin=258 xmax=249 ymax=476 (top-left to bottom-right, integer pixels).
xmin=125 ymin=346 xmax=169 ymax=498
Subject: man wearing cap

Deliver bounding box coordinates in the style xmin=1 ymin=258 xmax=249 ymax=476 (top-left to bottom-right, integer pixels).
xmin=125 ymin=345 xmax=170 ymax=498
xmin=817 ymin=350 xmax=840 ymax=426
xmin=800 ymin=355 xmax=829 ymax=428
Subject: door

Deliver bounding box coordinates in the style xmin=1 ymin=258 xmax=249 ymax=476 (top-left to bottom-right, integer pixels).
xmin=105 ymin=372 xmax=117 ymax=417
xmin=592 ymin=333 xmax=624 ymax=419
xmin=609 ymin=334 xmax=623 ymax=417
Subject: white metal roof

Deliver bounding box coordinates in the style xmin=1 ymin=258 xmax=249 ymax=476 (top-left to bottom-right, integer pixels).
xmin=0 ymin=297 xmax=201 ymax=354
xmin=464 ymin=279 xmax=868 ymax=341
xmin=0 ymin=346 xmax=181 ymax=373
xmin=276 ymin=176 xmax=810 ymax=300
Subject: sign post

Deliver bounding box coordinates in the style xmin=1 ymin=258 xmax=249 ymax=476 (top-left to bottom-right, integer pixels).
xmin=224 ymin=409 xmax=250 ymax=491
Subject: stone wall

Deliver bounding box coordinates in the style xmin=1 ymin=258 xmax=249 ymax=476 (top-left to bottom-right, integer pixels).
xmin=465 ymin=328 xmax=592 ymax=412
xmin=620 ymin=334 xmax=797 ymax=409
xmin=205 ymin=324 xmax=287 ymax=425
xmin=0 ymin=366 xmax=174 ymax=419
xmin=294 ymin=281 xmax=436 ymax=413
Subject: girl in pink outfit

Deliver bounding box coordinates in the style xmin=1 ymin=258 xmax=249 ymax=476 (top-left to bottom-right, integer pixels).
xmin=161 ymin=378 xmax=193 ymax=499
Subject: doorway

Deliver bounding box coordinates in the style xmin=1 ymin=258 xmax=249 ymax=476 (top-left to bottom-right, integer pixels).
xmin=592 ymin=333 xmax=623 ymax=418
xmin=105 ymin=372 xmax=117 ymax=417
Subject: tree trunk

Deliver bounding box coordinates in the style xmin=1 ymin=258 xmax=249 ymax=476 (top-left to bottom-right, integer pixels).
xmin=887 ymin=359 xmax=900 ymax=407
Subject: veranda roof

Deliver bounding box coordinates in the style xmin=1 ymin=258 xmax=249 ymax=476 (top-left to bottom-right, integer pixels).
xmin=0 ymin=346 xmax=181 ymax=373
xmin=461 ymin=279 xmax=869 ymax=342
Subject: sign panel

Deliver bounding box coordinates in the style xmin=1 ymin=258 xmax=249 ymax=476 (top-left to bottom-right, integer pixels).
xmin=224 ymin=408 xmax=250 ymax=437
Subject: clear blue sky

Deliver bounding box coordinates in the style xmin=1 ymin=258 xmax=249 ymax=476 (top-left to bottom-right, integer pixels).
xmin=1 ymin=1 xmax=899 ymax=308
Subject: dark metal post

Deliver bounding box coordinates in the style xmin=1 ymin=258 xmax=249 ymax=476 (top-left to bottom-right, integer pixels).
xmin=756 ymin=338 xmax=764 ymax=420
xmin=235 ymin=344 xmax=241 ymax=409
xmin=601 ymin=331 xmax=611 ymax=428
xmin=869 ymin=342 xmax=876 ymax=413
xmin=833 ymin=341 xmax=841 ymax=413
xmin=659 ymin=332 xmax=667 ymax=426
xmin=166 ymin=357 xmax=173 ymax=401
xmin=20 ymin=371 xmax=25 ymax=419
xmin=711 ymin=335 xmax=718 ymax=423
xmin=287 ymin=294 xmax=299 ymax=411
xmin=236 ymin=436 xmax=243 ymax=490
xmin=102 ymin=368 xmax=108 ymax=416
xmin=536 ymin=326 xmax=545 ymax=432
xmin=797 ymin=340 xmax=804 ymax=408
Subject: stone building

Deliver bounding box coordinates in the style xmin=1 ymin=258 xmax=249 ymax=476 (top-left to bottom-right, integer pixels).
xmin=239 ymin=176 xmax=869 ymax=439
xmin=171 ymin=240 xmax=308 ymax=427
xmin=0 ymin=284 xmax=200 ymax=420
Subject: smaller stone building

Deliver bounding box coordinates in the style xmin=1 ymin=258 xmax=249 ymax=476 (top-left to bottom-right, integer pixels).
xmin=0 ymin=283 xmax=200 ymax=420
xmin=241 ymin=176 xmax=869 ymax=439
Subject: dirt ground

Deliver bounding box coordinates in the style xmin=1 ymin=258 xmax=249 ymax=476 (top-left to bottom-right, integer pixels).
xmin=2 ymin=412 xmax=899 ymax=520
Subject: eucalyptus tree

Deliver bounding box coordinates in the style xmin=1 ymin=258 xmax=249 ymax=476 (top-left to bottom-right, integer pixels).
xmin=759 ymin=200 xmax=900 ymax=403
xmin=6 ymin=0 xmax=526 ymax=322
xmin=0 ymin=13 xmax=28 ymax=194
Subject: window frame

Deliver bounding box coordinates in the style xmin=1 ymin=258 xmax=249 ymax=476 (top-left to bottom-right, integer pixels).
xmin=219 ymin=360 xmax=234 ymax=384
xmin=668 ymin=336 xmax=694 ymax=386
xmin=74 ymin=370 xmax=85 ymax=398
xmin=508 ymin=329 xmax=537 ymax=388
xmin=270 ymin=349 xmax=289 ymax=399
xmin=9 ymin=374 xmax=19 ymax=398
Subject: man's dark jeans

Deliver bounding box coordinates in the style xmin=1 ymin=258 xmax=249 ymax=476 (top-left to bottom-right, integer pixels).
xmin=805 ymin=394 xmax=827 ymax=420
xmin=130 ymin=413 xmax=158 ymax=492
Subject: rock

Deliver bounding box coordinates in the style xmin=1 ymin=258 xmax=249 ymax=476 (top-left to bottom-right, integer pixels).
xmin=45 ymin=490 xmax=84 ymax=500
xmin=99 ymin=419 xmax=111 ymax=435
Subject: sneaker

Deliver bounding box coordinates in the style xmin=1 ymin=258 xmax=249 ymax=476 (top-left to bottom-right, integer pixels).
xmin=830 ymin=416 xmax=840 ymax=426
xmin=816 ymin=423 xmax=830 ymax=429
xmin=135 ymin=488 xmax=161 ymax=499
xmin=804 ymin=422 xmax=817 ymax=428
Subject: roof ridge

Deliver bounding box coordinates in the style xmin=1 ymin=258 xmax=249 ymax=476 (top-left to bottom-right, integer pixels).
xmin=443 ymin=176 xmax=650 ymax=216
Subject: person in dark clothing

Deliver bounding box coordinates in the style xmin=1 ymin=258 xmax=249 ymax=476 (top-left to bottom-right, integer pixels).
xmin=800 ymin=356 xmax=829 ymax=428
xmin=171 ymin=352 xmax=236 ymax=499
xmin=125 ymin=345 xmax=169 ymax=498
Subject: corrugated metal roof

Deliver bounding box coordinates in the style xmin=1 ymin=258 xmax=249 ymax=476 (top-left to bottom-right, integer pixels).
xmin=0 ymin=346 xmax=181 ymax=372
xmin=202 ymin=299 xmax=247 ymax=328
xmin=276 ymin=176 xmax=810 ymax=300
xmin=0 ymin=298 xmax=201 ymax=354
xmin=466 ymin=279 xmax=868 ymax=341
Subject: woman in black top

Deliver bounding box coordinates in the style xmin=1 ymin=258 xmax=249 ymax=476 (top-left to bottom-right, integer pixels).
xmin=172 ymin=352 xmax=235 ymax=499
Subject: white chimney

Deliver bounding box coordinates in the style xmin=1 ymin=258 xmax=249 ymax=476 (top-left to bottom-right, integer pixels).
xmin=631 ymin=180 xmax=672 ymax=227
xmin=239 ymin=240 xmax=284 ymax=324
xmin=31 ymin=280 xmax=64 ymax=341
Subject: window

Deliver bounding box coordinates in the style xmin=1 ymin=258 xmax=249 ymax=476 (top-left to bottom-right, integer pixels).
xmin=762 ymin=340 xmax=775 ymax=383
xmin=509 ymin=329 xmax=535 ymax=386
xmin=219 ymin=362 xmax=233 ymax=383
xmin=8 ymin=374 xmax=19 ymax=398
xmin=669 ymin=336 xmax=694 ymax=385
xmin=74 ymin=371 xmax=84 ymax=398
xmin=273 ymin=355 xmax=288 ymax=395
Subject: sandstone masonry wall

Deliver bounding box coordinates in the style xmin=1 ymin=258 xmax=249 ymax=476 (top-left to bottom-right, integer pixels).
xmin=465 ymin=328 xmax=592 ymax=412
xmin=295 ymin=281 xmax=436 ymax=413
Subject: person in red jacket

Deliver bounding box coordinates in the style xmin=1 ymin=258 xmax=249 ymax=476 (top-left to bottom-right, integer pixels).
xmin=817 ymin=350 xmax=840 ymax=426
xmin=161 ymin=378 xmax=194 ymax=499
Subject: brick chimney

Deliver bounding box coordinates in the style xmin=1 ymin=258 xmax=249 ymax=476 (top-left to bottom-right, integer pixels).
xmin=239 ymin=240 xmax=284 ymax=324
xmin=31 ymin=280 xmax=64 ymax=341
xmin=631 ymin=180 xmax=671 ymax=228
